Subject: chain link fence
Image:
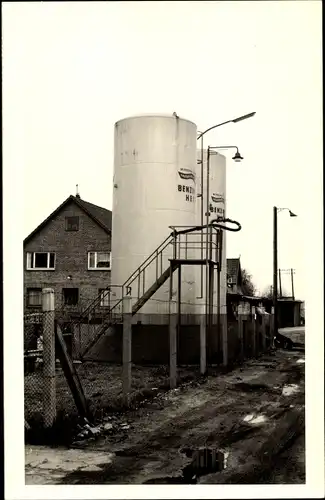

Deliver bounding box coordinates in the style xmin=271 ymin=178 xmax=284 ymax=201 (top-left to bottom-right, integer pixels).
xmin=24 ymin=314 xmax=44 ymax=423
xmin=24 ymin=291 xmax=274 ymax=443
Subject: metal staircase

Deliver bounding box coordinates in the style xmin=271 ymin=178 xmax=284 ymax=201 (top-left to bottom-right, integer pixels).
xmin=62 ymin=232 xmax=176 ymax=359
xmin=63 ymin=218 xmax=241 ymax=360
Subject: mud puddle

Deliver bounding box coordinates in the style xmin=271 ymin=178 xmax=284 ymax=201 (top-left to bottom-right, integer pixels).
xmin=143 ymin=448 xmax=227 ymax=484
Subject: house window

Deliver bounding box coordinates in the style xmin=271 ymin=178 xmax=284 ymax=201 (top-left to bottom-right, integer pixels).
xmin=88 ymin=252 xmax=111 ymax=270
xmin=63 ymin=288 xmax=79 ymax=306
xmin=65 ymin=216 xmax=79 ymax=231
xmin=99 ymin=288 xmax=110 ymax=307
xmin=26 ymin=252 xmax=55 ymax=270
xmin=27 ymin=288 xmax=42 ymax=307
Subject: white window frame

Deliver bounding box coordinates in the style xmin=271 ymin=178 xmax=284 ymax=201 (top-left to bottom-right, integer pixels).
xmin=88 ymin=252 xmax=111 ymax=270
xmin=26 ymin=252 xmax=56 ymax=270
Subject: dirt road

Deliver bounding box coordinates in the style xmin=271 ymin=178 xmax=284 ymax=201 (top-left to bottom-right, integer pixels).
xmin=25 ymin=348 xmax=305 ymax=485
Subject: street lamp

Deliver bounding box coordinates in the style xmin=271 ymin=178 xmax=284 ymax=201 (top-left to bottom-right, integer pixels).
xmin=205 ymin=145 xmax=243 ymax=337
xmin=278 ymin=208 xmax=297 ymax=217
xmin=208 ymin=146 xmax=244 ymax=164
xmin=273 ymin=206 xmax=298 ymax=339
xmin=196 ymin=144 xmax=243 ymax=301
xmin=197 ymin=114 xmax=255 ymax=228
xmin=196 ymin=113 xmax=255 ymax=307
xmin=197 ymin=112 xmax=256 ymax=141
xmin=196 ymin=113 xmax=256 ymax=360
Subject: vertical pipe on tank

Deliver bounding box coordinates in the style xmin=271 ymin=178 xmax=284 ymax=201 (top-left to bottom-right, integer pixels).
xmin=217 ymin=230 xmax=222 ymax=344
xmin=205 ymin=148 xmax=211 ymax=328
xmin=200 ymin=135 xmax=204 ymax=299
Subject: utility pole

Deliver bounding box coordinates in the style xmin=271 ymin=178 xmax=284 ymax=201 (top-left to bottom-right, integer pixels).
xmin=278 ymin=269 xmax=282 ymax=298
xmin=273 ymin=207 xmax=297 ymax=335
xmin=273 ymin=206 xmax=278 ymax=337
xmin=291 ymin=268 xmax=295 ymax=300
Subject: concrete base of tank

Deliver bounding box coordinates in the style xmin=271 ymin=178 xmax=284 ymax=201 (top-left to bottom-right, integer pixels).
xmin=79 ymin=314 xmax=230 ymax=365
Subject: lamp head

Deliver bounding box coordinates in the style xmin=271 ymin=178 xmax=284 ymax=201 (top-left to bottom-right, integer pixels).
xmin=289 ymin=210 xmax=297 ymax=217
xmin=232 ymin=112 xmax=256 ymax=123
xmin=232 ymin=150 xmax=243 ymax=162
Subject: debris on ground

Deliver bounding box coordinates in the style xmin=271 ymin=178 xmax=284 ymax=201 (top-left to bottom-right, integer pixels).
xmin=26 ymin=349 xmax=305 ymax=485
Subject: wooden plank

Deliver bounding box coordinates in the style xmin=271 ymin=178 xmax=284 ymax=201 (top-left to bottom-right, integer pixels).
xmin=55 ymin=322 xmax=90 ymax=420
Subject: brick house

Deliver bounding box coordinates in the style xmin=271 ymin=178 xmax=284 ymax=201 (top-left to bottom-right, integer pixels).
xmin=24 ymin=194 xmax=112 ymax=319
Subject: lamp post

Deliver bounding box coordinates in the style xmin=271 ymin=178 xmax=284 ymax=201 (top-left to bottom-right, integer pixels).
xmin=273 ymin=207 xmax=297 ymax=338
xmin=197 ymin=112 xmax=255 ymax=228
xmin=196 ymin=113 xmax=256 ymax=367
xmin=206 ymin=146 xmax=244 ymax=234
xmin=196 ymin=112 xmax=255 ymax=299
xmin=206 ymin=146 xmax=244 ymax=345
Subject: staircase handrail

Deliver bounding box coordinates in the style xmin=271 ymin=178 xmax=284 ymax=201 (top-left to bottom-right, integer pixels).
xmin=67 ymin=284 xmax=123 ymax=324
xmin=122 ymin=233 xmax=175 ymax=293
xmin=66 ymin=218 xmax=241 ymax=329
xmin=75 ymin=233 xmax=175 ymax=324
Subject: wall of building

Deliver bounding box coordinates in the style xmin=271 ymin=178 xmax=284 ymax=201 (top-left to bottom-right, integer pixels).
xmin=24 ymin=199 xmax=111 ymax=312
xmin=293 ymin=303 xmax=301 ymax=327
xmin=278 ymin=301 xmax=303 ymax=329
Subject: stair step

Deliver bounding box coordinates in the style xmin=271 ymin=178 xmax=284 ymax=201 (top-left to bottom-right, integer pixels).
xmin=132 ymin=267 xmax=175 ymax=315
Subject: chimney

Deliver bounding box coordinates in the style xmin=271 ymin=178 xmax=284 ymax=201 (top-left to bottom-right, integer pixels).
xmin=76 ymin=184 xmax=80 ymax=198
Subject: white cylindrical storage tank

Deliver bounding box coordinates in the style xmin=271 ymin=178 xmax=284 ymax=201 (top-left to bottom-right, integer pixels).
xmin=195 ymin=150 xmax=227 ymax=316
xmin=111 ymin=114 xmax=198 ymax=319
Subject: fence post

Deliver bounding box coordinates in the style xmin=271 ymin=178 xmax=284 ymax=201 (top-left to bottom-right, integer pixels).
xmin=261 ymin=314 xmax=266 ymax=352
xmin=122 ymin=296 xmax=132 ymax=406
xmin=42 ymin=288 xmax=56 ymax=428
xmin=169 ymin=300 xmax=177 ymax=388
xmin=252 ymin=306 xmax=257 ymax=358
xmin=199 ymin=304 xmax=206 ymax=375
xmin=271 ymin=306 xmax=275 ymax=348
xmin=222 ymin=310 xmax=228 ymax=368
xmin=238 ymin=314 xmax=244 ymax=362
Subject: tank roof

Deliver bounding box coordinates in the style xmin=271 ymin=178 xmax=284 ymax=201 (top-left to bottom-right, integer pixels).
xmin=115 ymin=114 xmax=197 ymax=128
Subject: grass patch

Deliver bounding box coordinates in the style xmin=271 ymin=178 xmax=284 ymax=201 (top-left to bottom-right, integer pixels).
xmin=25 ymin=362 xmax=201 ymax=444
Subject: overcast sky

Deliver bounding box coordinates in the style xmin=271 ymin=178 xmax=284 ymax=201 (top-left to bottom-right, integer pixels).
xmin=3 ymin=0 xmax=322 ymax=299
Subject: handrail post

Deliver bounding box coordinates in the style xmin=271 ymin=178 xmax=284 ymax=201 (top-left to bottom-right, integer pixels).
xmin=137 ymin=270 xmax=141 ymax=300
xmin=209 ymin=224 xmax=213 ymax=261
xmin=173 ymin=231 xmax=177 ymax=260
xmin=122 ymin=296 xmax=132 ymax=406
